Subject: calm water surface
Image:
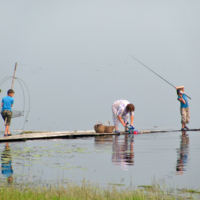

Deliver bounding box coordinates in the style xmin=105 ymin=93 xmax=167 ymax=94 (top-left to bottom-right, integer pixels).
xmin=1 ymin=1 xmax=200 ymax=193
xmin=0 ymin=131 xmax=199 ymax=189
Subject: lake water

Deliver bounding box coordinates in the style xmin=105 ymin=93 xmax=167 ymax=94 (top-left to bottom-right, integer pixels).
xmin=1 ymin=131 xmax=199 ymax=189
xmin=0 ymin=0 xmax=200 ymax=192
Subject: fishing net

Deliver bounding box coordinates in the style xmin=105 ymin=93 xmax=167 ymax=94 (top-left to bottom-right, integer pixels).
xmin=12 ymin=109 xmax=24 ymax=118
xmin=0 ymin=109 xmax=23 ymax=118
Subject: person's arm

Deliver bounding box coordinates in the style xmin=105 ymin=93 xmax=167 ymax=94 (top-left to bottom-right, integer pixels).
xmin=118 ymin=115 xmax=126 ymax=127
xmin=175 ymin=86 xmax=185 ymax=93
xmin=11 ymin=99 xmax=14 ymax=107
xmin=1 ymin=102 xmax=3 ymax=107
xmin=130 ymin=115 xmax=134 ymax=126
xmin=178 ymin=95 xmax=186 ymax=104
xmin=175 ymin=86 xmax=184 ymax=90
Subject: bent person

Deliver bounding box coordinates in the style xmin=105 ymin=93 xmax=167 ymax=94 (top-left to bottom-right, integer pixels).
xmin=112 ymin=100 xmax=135 ymax=133
xmin=175 ymin=86 xmax=190 ymax=131
xmin=1 ymin=89 xmax=15 ymax=136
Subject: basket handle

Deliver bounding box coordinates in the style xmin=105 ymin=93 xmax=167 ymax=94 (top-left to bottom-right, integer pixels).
xmin=105 ymin=121 xmax=111 ymax=126
xmin=96 ymin=121 xmax=103 ymax=126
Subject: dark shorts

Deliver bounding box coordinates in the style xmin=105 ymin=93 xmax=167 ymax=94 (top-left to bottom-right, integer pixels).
xmin=1 ymin=110 xmax=13 ymax=126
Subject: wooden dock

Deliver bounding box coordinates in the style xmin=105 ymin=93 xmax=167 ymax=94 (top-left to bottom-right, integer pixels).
xmin=0 ymin=129 xmax=199 ymax=142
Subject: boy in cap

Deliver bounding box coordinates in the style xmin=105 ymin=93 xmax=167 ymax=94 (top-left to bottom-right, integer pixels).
xmin=175 ymin=86 xmax=190 ymax=131
xmin=1 ymin=89 xmax=14 ymax=136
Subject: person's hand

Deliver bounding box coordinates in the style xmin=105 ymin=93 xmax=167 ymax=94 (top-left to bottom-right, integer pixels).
xmin=130 ymin=125 xmax=134 ymax=129
xmin=122 ymin=122 xmax=126 ymax=127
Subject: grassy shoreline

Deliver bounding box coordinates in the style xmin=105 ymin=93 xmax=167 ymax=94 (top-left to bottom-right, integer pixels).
xmin=0 ymin=181 xmax=198 ymax=200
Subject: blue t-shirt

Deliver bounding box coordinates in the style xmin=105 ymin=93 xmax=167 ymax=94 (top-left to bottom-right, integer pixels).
xmin=1 ymin=96 xmax=14 ymax=111
xmin=1 ymin=162 xmax=13 ymax=177
xmin=178 ymin=94 xmax=189 ymax=108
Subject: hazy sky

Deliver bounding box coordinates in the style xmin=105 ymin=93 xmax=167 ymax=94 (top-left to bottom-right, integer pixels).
xmin=0 ymin=0 xmax=200 ymax=131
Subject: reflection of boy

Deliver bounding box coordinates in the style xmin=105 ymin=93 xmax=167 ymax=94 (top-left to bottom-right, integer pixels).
xmin=2 ymin=161 xmax=13 ymax=183
xmin=176 ymin=131 xmax=189 ymax=175
xmin=175 ymin=86 xmax=190 ymax=131
xmin=1 ymin=143 xmax=13 ymax=183
xmin=1 ymin=89 xmax=14 ymax=136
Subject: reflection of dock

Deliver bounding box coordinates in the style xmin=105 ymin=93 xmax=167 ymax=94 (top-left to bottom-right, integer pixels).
xmin=94 ymin=135 xmax=113 ymax=148
xmin=0 ymin=129 xmax=200 ymax=142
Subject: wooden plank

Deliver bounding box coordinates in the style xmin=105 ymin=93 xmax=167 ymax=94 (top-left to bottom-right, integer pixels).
xmin=0 ymin=129 xmax=199 ymax=142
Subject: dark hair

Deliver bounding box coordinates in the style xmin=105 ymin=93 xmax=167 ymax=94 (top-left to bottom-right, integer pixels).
xmin=7 ymin=89 xmax=14 ymax=95
xmin=177 ymin=89 xmax=180 ymax=95
xmin=126 ymin=104 xmax=135 ymax=112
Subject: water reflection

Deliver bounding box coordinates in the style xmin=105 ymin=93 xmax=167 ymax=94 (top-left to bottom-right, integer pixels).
xmin=112 ymin=135 xmax=134 ymax=168
xmin=176 ymin=131 xmax=189 ymax=175
xmin=95 ymin=135 xmax=134 ymax=169
xmin=1 ymin=143 xmax=13 ymax=183
xmin=94 ymin=135 xmax=113 ymax=147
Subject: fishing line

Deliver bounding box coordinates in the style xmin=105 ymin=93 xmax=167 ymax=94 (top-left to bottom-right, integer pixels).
xmin=15 ymin=77 xmax=31 ymax=131
xmin=13 ymin=78 xmax=25 ymax=115
xmin=130 ymin=55 xmax=192 ymax=100
xmin=0 ymin=77 xmax=12 ymax=86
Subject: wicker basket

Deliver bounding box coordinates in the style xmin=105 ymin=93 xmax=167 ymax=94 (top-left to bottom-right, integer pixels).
xmin=94 ymin=121 xmax=105 ymax=133
xmin=104 ymin=121 xmax=115 ymax=133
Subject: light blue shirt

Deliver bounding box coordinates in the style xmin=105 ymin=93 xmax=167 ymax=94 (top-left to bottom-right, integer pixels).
xmin=178 ymin=94 xmax=189 ymax=108
xmin=1 ymin=96 xmax=14 ymax=111
xmin=2 ymin=162 xmax=13 ymax=177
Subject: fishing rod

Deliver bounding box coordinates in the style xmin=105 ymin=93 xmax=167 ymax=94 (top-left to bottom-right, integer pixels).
xmin=130 ymin=55 xmax=191 ymax=100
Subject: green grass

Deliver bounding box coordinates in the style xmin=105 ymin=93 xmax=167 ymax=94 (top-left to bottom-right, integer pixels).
xmin=0 ymin=181 xmax=190 ymax=200
xmin=177 ymin=188 xmax=200 ymax=194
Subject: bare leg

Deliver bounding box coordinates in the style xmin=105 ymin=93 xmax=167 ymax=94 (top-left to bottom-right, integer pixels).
xmin=4 ymin=125 xmax=9 ymax=136
xmin=7 ymin=125 xmax=10 ymax=135
xmin=4 ymin=128 xmax=7 ymax=136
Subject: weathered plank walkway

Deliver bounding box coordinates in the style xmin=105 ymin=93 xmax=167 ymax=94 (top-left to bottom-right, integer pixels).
xmin=0 ymin=129 xmax=199 ymax=142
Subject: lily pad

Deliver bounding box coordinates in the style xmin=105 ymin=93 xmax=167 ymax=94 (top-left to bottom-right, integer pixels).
xmin=33 ymin=155 xmax=41 ymax=157
xmin=108 ymin=183 xmax=125 ymax=186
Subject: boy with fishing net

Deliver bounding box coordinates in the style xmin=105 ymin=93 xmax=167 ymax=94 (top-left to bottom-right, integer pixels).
xmin=1 ymin=89 xmax=14 ymax=136
xmin=176 ymin=86 xmax=190 ymax=131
